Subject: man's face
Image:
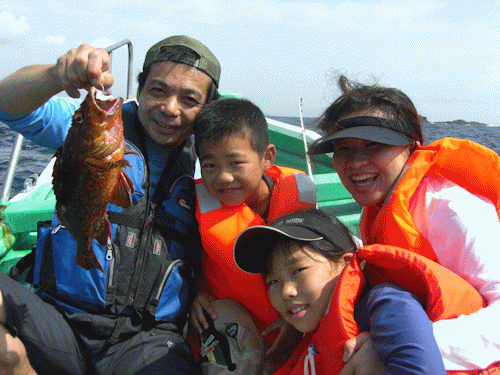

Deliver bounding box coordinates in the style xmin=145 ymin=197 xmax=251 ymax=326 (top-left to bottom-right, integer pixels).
xmin=137 ymin=61 xmax=212 ymax=148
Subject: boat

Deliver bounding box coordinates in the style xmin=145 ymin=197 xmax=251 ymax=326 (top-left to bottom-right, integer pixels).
xmin=0 ymin=39 xmax=362 ymax=279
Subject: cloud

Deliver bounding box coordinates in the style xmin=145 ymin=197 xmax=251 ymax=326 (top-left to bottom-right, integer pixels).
xmin=0 ymin=12 xmax=29 ymax=35
xmin=151 ymin=0 xmax=446 ymax=31
xmin=39 ymin=35 xmax=66 ymax=46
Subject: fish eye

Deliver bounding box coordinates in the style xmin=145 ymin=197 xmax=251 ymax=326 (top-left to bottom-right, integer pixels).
xmin=74 ymin=113 xmax=84 ymax=123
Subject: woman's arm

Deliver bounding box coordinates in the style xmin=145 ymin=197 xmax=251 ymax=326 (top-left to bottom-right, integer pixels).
xmin=412 ymin=177 xmax=500 ymax=369
xmin=354 ymin=283 xmax=446 ymax=375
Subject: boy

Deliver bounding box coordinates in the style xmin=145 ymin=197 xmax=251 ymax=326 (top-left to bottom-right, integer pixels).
xmin=190 ymin=98 xmax=317 ymax=368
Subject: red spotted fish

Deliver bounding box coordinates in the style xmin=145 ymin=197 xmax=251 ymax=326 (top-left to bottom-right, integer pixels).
xmin=52 ymin=87 xmax=135 ymax=272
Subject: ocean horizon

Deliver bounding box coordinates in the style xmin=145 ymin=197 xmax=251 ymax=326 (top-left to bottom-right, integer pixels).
xmin=1 ymin=116 xmax=499 ymax=198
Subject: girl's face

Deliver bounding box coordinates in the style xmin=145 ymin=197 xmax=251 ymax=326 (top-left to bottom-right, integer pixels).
xmin=265 ymin=243 xmax=351 ymax=333
xmin=331 ymin=110 xmax=415 ymax=209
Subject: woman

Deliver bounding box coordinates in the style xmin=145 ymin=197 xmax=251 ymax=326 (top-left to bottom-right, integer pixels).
xmin=308 ymin=76 xmax=500 ymax=372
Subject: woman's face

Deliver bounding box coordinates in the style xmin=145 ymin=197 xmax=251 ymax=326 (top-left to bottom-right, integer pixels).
xmin=331 ymin=111 xmax=415 ymax=208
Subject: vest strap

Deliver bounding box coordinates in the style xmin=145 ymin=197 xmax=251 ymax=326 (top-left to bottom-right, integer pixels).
xmin=107 ymin=211 xmax=144 ymax=228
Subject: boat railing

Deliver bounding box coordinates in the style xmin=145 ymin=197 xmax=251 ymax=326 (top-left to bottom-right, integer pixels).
xmin=0 ymin=133 xmax=24 ymax=204
xmin=0 ymin=39 xmax=134 ymax=204
xmin=104 ymin=39 xmax=134 ymax=100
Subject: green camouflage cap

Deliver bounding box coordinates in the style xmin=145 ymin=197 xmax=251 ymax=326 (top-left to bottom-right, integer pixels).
xmin=143 ymin=35 xmax=221 ymax=87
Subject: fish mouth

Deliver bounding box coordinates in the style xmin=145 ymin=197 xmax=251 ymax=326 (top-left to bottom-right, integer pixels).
xmin=89 ymin=86 xmax=124 ymax=116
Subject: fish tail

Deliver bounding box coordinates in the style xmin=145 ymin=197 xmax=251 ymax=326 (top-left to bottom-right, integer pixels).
xmin=76 ymin=250 xmax=104 ymax=273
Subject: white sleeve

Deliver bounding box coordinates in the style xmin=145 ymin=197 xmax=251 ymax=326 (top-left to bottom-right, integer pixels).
xmin=410 ymin=177 xmax=500 ymax=371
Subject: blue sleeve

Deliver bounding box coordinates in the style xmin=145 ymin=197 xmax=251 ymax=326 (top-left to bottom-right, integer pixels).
xmin=354 ymin=283 xmax=446 ymax=375
xmin=0 ymin=97 xmax=81 ymax=150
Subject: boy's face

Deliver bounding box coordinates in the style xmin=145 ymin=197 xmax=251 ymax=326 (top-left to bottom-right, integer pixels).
xmin=199 ymin=130 xmax=276 ymax=210
xmin=265 ymin=244 xmax=347 ymax=333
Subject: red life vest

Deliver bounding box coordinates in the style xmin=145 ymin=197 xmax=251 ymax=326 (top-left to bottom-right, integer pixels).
xmin=274 ymin=244 xmax=491 ymax=375
xmin=195 ymin=165 xmax=317 ymax=333
xmin=360 ymin=138 xmax=500 ymax=261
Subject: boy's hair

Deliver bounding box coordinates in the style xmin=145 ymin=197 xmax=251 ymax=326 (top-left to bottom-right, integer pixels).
xmin=264 ymin=209 xmax=357 ymax=275
xmin=193 ymin=98 xmax=270 ymax=157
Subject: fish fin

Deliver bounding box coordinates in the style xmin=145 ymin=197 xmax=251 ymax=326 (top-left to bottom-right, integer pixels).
xmin=125 ymin=144 xmax=138 ymax=156
xmin=85 ymin=157 xmax=131 ymax=171
xmin=111 ymin=171 xmax=134 ymax=208
xmin=87 ymin=136 xmax=120 ymax=160
xmin=85 ymin=157 xmax=117 ymax=170
xmin=76 ymin=245 xmax=104 ymax=273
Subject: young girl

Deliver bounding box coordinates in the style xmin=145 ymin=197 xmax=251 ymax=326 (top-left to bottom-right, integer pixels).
xmin=233 ymin=208 xmax=486 ymax=375
xmin=308 ymin=76 xmax=500 ymax=371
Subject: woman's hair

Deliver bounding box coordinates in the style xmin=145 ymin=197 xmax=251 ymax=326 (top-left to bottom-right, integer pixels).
xmin=265 ymin=209 xmax=357 ymax=275
xmin=315 ymin=75 xmax=424 ymax=145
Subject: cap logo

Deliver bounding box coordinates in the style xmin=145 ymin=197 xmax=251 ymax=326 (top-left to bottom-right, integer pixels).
xmin=285 ymin=218 xmax=304 ymax=224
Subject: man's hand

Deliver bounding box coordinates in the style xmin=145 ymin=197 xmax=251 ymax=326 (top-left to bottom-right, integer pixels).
xmin=51 ymin=44 xmax=114 ymax=98
xmin=339 ymin=332 xmax=386 ymax=375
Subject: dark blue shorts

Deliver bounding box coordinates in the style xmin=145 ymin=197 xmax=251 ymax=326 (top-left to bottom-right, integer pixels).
xmin=0 ymin=273 xmax=200 ymax=374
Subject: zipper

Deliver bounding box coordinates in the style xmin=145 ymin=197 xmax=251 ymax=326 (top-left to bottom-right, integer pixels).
xmin=51 ymin=225 xmax=65 ymax=234
xmin=106 ymin=237 xmax=115 ymax=287
xmin=105 ymin=237 xmax=113 ymax=261
xmin=126 ymin=202 xmax=156 ymax=306
xmin=155 ymin=259 xmax=182 ymax=301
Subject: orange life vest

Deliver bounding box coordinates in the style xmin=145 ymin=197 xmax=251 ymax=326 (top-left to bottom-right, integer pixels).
xmin=195 ymin=165 xmax=317 ymax=333
xmin=360 ymin=138 xmax=500 ymax=261
xmin=274 ymin=244 xmax=491 ymax=375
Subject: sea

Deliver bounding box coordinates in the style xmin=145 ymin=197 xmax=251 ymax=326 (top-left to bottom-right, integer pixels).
xmin=1 ymin=117 xmax=499 ymax=198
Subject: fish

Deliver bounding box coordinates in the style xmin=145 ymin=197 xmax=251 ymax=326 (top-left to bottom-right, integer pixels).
xmin=52 ymin=86 xmax=135 ymax=273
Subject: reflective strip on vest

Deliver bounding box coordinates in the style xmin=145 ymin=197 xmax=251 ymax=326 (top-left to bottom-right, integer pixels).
xmin=196 ymin=171 xmax=317 ymax=214
xmin=196 ymin=183 xmax=222 ymax=214
xmin=295 ymin=172 xmax=317 ymax=206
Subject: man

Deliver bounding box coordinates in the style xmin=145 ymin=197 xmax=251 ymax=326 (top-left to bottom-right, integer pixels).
xmin=0 ymin=35 xmax=220 ymax=374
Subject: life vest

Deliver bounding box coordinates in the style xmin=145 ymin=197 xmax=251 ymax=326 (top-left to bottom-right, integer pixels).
xmin=274 ymin=244 xmax=493 ymax=375
xmin=195 ymin=165 xmax=317 ymax=333
xmin=34 ymin=101 xmax=198 ymax=325
xmin=360 ymin=138 xmax=500 ymax=261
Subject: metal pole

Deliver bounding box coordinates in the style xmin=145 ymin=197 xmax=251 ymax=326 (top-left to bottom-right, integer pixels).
xmin=0 ymin=132 xmax=24 ymax=204
xmin=299 ymin=98 xmax=314 ymax=180
xmin=104 ymin=39 xmax=133 ymax=99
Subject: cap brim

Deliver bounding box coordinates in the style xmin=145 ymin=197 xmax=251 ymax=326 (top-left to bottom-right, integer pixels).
xmin=309 ymin=126 xmax=412 ymax=155
xmin=233 ymin=225 xmax=323 ymax=274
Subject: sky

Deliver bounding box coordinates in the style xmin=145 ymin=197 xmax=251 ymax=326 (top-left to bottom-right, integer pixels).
xmin=1 ymin=1 xmax=500 ymax=125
